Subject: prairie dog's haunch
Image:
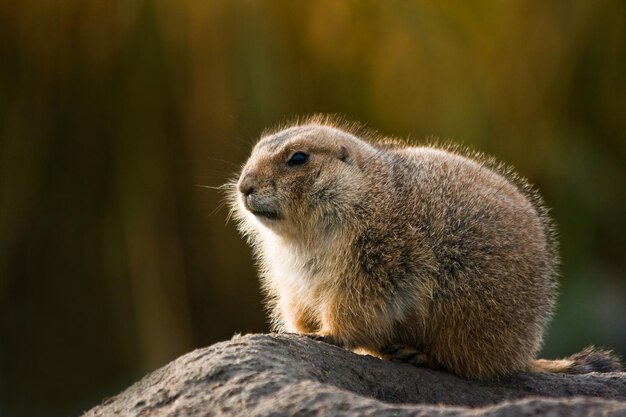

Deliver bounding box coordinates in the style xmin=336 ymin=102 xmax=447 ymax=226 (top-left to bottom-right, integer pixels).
xmin=229 ymin=117 xmax=622 ymax=379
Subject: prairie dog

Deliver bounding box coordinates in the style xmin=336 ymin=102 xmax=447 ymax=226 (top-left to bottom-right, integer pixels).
xmin=229 ymin=118 xmax=621 ymax=379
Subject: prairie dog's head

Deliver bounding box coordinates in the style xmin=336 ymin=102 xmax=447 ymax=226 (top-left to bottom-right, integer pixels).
xmin=234 ymin=123 xmax=371 ymax=238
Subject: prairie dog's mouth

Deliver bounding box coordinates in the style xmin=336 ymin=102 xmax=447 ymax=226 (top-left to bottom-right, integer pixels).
xmin=243 ymin=194 xmax=282 ymax=220
xmin=249 ymin=209 xmax=282 ymax=220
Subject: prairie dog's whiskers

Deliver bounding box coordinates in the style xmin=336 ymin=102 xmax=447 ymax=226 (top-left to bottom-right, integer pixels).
xmin=195 ymin=184 xmax=229 ymax=190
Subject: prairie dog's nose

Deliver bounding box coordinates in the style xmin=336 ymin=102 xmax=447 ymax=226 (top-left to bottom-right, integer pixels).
xmin=238 ymin=173 xmax=256 ymax=196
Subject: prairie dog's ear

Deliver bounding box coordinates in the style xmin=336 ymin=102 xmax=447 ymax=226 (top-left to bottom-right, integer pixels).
xmin=338 ymin=145 xmax=349 ymax=163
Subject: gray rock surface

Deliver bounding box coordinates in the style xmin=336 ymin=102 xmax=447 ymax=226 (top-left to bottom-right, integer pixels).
xmin=84 ymin=333 xmax=626 ymax=416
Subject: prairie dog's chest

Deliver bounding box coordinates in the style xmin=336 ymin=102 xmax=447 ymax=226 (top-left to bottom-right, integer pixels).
xmin=262 ymin=237 xmax=343 ymax=306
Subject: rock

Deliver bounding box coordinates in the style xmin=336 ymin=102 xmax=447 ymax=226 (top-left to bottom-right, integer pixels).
xmin=84 ymin=333 xmax=626 ymax=416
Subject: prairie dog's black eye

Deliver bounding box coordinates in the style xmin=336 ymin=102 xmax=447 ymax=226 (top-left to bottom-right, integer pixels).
xmin=287 ymin=151 xmax=309 ymax=166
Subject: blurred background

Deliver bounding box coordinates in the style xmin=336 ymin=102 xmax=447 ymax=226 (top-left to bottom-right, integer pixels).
xmin=1 ymin=1 xmax=625 ymax=415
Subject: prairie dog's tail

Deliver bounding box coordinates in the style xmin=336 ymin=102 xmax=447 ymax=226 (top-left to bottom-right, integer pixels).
xmin=532 ymin=346 xmax=623 ymax=374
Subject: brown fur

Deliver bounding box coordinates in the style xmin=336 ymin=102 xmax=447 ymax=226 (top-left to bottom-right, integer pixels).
xmin=229 ymin=116 xmax=622 ymax=379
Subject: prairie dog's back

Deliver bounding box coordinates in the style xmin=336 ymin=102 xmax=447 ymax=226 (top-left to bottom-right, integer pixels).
xmin=381 ymin=146 xmax=557 ymax=376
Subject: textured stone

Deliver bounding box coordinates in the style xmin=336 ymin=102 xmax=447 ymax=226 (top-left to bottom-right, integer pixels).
xmin=84 ymin=333 xmax=626 ymax=416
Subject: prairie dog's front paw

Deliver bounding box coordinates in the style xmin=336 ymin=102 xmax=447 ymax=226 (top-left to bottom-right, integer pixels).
xmin=301 ymin=333 xmax=343 ymax=347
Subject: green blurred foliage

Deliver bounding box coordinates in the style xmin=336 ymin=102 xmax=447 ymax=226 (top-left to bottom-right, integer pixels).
xmin=0 ymin=1 xmax=624 ymax=415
